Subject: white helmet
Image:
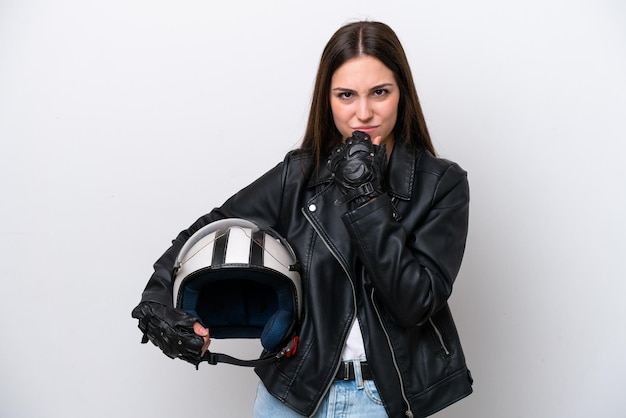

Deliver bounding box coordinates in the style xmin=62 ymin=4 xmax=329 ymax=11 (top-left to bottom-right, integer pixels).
xmin=172 ymin=218 xmax=301 ymax=363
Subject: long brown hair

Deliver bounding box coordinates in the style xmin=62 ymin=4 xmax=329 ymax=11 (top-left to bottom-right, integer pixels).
xmin=301 ymin=21 xmax=435 ymax=167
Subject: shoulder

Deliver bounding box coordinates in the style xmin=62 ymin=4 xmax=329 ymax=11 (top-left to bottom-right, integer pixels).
xmin=388 ymin=142 xmax=467 ymax=200
xmin=280 ymin=148 xmax=315 ymax=178
xmin=415 ymin=149 xmax=467 ymax=181
xmin=284 ymin=148 xmax=314 ymax=164
xmin=410 ymin=148 xmax=469 ymax=207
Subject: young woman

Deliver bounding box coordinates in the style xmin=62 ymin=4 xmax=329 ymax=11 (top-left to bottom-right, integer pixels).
xmin=133 ymin=21 xmax=473 ymax=417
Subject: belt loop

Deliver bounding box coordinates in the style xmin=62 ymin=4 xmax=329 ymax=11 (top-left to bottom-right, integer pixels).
xmin=353 ymin=359 xmax=364 ymax=389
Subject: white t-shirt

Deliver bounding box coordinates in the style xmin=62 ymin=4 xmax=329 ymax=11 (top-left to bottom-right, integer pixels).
xmin=341 ymin=319 xmax=366 ymax=360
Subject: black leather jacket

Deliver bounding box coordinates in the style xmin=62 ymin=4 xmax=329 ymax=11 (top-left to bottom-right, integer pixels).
xmin=140 ymin=140 xmax=473 ymax=417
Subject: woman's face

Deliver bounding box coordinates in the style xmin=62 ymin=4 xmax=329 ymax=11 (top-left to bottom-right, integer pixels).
xmin=329 ymin=55 xmax=400 ymax=149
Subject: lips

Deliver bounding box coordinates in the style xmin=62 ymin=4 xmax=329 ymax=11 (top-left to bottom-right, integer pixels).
xmin=352 ymin=126 xmax=378 ymax=135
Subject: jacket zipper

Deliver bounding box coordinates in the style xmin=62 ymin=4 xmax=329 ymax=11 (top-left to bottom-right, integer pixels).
xmin=370 ymin=288 xmax=414 ymax=418
xmin=302 ymin=207 xmax=359 ymax=417
xmin=303 ymin=204 xmax=413 ymax=417
xmin=429 ymin=318 xmax=450 ymax=356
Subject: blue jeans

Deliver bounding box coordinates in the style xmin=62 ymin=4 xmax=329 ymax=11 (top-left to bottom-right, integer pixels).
xmin=253 ymin=359 xmax=387 ymax=417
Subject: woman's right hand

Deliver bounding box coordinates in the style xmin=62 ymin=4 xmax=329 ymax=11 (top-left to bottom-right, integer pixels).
xmin=131 ymin=301 xmax=210 ymax=366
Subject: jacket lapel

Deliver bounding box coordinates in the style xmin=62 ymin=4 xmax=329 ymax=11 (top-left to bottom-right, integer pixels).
xmin=303 ymin=175 xmax=356 ymax=279
xmin=384 ymin=139 xmax=417 ymax=201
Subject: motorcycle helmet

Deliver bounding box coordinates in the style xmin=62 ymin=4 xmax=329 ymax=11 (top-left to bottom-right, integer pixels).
xmin=172 ymin=218 xmax=301 ymax=357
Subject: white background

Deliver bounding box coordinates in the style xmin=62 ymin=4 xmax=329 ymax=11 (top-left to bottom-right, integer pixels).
xmin=1 ymin=0 xmax=625 ymax=417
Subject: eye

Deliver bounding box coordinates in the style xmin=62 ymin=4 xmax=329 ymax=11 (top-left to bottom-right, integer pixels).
xmin=338 ymin=91 xmax=353 ymax=100
xmin=373 ymin=89 xmax=388 ymax=97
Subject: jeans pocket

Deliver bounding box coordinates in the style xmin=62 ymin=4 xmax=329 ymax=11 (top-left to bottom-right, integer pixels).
xmin=363 ymin=380 xmax=384 ymax=405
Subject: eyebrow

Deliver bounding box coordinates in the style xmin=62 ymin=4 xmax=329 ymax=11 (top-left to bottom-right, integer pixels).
xmin=331 ymin=83 xmax=395 ymax=92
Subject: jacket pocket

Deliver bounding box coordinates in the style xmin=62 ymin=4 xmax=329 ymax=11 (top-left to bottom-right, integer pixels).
xmin=429 ymin=318 xmax=451 ymax=357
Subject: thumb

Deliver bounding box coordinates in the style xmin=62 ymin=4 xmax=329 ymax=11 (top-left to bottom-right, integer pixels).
xmin=193 ymin=321 xmax=209 ymax=337
xmin=371 ymin=135 xmax=382 ymax=145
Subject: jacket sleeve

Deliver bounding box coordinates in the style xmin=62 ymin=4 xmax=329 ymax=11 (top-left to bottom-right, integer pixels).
xmin=138 ymin=157 xmax=289 ymax=306
xmin=341 ymin=162 xmax=469 ymax=327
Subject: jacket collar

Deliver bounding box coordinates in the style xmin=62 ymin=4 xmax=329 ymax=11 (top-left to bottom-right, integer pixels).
xmin=307 ymin=139 xmax=418 ymax=200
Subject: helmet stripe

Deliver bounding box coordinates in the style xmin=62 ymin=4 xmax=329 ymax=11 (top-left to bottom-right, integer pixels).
xmin=211 ymin=228 xmax=229 ymax=267
xmin=250 ymin=229 xmax=265 ymax=267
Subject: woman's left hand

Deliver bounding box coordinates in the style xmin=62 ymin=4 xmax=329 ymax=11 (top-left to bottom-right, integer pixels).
xmin=328 ymin=130 xmax=387 ymax=208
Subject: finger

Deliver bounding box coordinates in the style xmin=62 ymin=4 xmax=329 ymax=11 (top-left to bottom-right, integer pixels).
xmin=194 ymin=322 xmax=211 ymax=356
xmin=371 ymin=135 xmax=382 ymax=145
xmin=193 ymin=321 xmax=209 ymax=337
xmin=193 ymin=322 xmax=210 ymax=346
xmin=200 ymin=337 xmax=211 ymax=356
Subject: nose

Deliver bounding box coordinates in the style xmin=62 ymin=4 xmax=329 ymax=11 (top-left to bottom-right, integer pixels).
xmin=355 ymin=98 xmax=373 ymax=121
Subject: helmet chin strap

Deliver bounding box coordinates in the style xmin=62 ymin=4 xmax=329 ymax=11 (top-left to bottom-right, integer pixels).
xmin=199 ymin=334 xmax=299 ymax=369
